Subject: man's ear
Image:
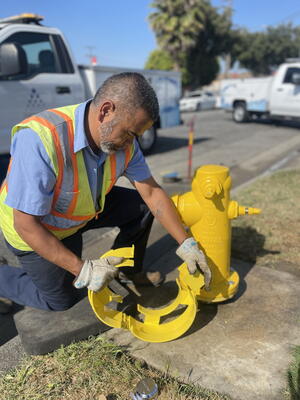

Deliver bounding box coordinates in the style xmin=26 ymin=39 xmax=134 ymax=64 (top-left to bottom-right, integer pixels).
xmin=98 ymin=101 xmax=115 ymax=123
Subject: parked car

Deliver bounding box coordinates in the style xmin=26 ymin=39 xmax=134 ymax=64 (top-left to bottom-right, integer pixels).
xmin=179 ymin=90 xmax=216 ymax=112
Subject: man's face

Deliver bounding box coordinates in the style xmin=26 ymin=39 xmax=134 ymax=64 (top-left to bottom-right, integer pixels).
xmin=98 ymin=108 xmax=153 ymax=154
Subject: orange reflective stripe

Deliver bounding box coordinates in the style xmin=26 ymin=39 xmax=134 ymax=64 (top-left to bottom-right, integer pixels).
xmin=106 ymin=154 xmax=117 ymax=194
xmin=51 ymin=209 xmax=94 ymax=221
xmin=6 ymin=157 xmax=12 ymax=173
xmin=29 ymin=116 xmax=64 ymax=208
xmin=20 ymin=116 xmax=36 ymax=125
xmin=49 ymin=109 xmax=79 ymax=216
xmin=0 ymin=180 xmax=7 ymax=195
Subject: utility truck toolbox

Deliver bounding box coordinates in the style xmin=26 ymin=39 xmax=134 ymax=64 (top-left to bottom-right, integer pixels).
xmin=0 ymin=13 xmax=181 ymax=156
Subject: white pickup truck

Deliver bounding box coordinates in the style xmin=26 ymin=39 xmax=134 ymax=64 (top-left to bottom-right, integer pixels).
xmin=0 ymin=13 xmax=181 ymax=156
xmin=220 ymin=62 xmax=300 ymax=123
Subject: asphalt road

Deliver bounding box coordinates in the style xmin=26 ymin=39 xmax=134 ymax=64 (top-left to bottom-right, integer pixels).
xmin=145 ymin=109 xmax=300 ymax=186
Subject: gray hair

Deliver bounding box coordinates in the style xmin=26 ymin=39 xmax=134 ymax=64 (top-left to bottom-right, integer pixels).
xmin=92 ymin=72 xmax=159 ymax=122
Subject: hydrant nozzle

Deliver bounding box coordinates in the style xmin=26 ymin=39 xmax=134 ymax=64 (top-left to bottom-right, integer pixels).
xmin=228 ymin=200 xmax=261 ymax=219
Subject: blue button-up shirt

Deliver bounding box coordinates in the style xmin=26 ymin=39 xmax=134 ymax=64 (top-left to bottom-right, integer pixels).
xmin=5 ymin=101 xmax=151 ymax=216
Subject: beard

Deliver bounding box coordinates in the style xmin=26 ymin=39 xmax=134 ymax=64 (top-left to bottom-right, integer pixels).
xmin=98 ymin=119 xmax=118 ymax=154
xmin=100 ymin=141 xmax=116 ymax=154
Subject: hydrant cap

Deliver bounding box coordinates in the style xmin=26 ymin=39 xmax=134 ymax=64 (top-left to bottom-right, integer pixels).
xmin=197 ymin=165 xmax=229 ymax=175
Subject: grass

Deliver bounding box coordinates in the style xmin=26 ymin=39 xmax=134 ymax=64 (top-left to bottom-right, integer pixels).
xmin=0 ymin=336 xmax=230 ymax=400
xmin=285 ymin=346 xmax=300 ymax=400
xmin=0 ymin=168 xmax=299 ymax=399
xmin=231 ymin=169 xmax=300 ymax=270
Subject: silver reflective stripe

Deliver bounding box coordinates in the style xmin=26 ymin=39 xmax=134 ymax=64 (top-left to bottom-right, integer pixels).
xmin=36 ymin=110 xmax=68 ymax=164
xmin=41 ymin=213 xmax=88 ymax=229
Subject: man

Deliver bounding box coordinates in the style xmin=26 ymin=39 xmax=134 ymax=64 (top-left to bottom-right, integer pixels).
xmin=0 ymin=72 xmax=211 ymax=313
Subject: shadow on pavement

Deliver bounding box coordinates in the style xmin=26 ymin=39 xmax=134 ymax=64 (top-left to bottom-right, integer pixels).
xmin=150 ymin=136 xmax=211 ymax=155
xmin=231 ymin=225 xmax=280 ymax=264
xmin=0 ymin=304 xmax=23 ymax=346
xmin=256 ymin=117 xmax=300 ymax=129
xmin=231 ymin=115 xmax=300 ymax=130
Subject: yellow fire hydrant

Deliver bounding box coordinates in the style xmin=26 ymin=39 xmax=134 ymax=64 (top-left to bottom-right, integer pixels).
xmin=172 ymin=164 xmax=261 ymax=303
xmin=89 ymin=164 xmax=261 ymax=342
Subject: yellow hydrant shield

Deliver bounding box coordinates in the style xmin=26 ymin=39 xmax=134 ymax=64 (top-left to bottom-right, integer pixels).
xmin=88 ymin=246 xmax=198 ymax=343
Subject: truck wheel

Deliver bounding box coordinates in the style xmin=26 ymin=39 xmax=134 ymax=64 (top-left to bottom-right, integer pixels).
xmin=233 ymin=102 xmax=249 ymax=122
xmin=138 ymin=126 xmax=157 ymax=155
xmin=196 ymin=103 xmax=202 ymax=111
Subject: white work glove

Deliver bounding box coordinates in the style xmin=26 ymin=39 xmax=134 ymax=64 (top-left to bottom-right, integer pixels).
xmin=176 ymin=237 xmax=211 ymax=290
xmin=73 ymin=257 xmax=124 ymax=292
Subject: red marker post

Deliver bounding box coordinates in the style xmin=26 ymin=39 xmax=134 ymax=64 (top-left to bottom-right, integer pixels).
xmin=187 ymin=116 xmax=195 ymax=181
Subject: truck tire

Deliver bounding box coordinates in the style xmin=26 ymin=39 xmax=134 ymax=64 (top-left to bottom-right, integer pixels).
xmin=233 ymin=102 xmax=249 ymax=123
xmin=138 ymin=126 xmax=157 ymax=155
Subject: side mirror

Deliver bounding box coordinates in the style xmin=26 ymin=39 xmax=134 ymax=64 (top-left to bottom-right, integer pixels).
xmin=291 ymin=72 xmax=300 ymax=85
xmin=0 ymin=42 xmax=28 ymax=77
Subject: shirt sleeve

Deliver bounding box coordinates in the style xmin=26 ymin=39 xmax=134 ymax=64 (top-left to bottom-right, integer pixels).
xmin=5 ymin=128 xmax=56 ymax=216
xmin=123 ymin=140 xmax=152 ymax=182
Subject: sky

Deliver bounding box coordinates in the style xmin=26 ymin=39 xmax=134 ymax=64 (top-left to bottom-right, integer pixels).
xmin=1 ymin=1 xmax=300 ymax=69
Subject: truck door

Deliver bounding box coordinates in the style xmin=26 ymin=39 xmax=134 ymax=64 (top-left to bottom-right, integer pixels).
xmin=0 ymin=31 xmax=84 ymax=154
xmin=269 ymin=66 xmax=300 ymax=117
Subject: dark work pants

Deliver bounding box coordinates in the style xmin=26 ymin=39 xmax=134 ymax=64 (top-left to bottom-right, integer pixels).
xmin=0 ymin=187 xmax=154 ymax=311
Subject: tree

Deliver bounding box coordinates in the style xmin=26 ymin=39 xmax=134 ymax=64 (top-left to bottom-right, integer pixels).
xmin=231 ymin=24 xmax=300 ymax=75
xmin=149 ymin=0 xmax=232 ymax=87
xmin=149 ymin=0 xmax=206 ymax=71
xmin=144 ymin=49 xmax=174 ymax=70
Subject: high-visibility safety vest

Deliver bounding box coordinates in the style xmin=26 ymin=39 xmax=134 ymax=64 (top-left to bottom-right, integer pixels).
xmin=0 ymin=104 xmax=135 ymax=251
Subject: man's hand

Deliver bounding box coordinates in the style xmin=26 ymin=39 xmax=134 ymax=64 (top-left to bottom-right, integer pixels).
xmin=73 ymin=257 xmax=124 ymax=292
xmin=176 ymin=237 xmax=211 ymax=290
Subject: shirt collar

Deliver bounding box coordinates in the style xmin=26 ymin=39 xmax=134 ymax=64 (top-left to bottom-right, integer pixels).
xmin=74 ymin=99 xmax=91 ymax=153
xmin=74 ymin=99 xmax=107 ymax=166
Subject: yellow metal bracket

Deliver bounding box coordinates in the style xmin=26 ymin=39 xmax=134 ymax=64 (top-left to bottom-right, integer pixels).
xmin=88 ymin=245 xmax=198 ymax=343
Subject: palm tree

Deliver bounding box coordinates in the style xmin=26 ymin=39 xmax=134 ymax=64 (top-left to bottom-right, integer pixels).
xmin=149 ymin=0 xmax=207 ymax=70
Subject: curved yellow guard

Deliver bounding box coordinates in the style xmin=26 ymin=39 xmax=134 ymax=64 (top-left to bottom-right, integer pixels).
xmin=88 ymin=246 xmax=198 ymax=343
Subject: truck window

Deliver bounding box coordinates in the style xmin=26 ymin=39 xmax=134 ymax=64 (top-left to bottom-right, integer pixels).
xmin=52 ymin=35 xmax=75 ymax=74
xmin=2 ymin=31 xmax=59 ymax=79
xmin=283 ymin=67 xmax=300 ymax=84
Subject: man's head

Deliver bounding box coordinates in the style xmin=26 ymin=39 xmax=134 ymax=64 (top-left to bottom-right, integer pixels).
xmin=90 ymin=72 xmax=159 ymax=154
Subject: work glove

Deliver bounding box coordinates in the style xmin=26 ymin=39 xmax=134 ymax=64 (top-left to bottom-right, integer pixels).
xmin=176 ymin=237 xmax=211 ymax=290
xmin=73 ymin=257 xmax=124 ymax=292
